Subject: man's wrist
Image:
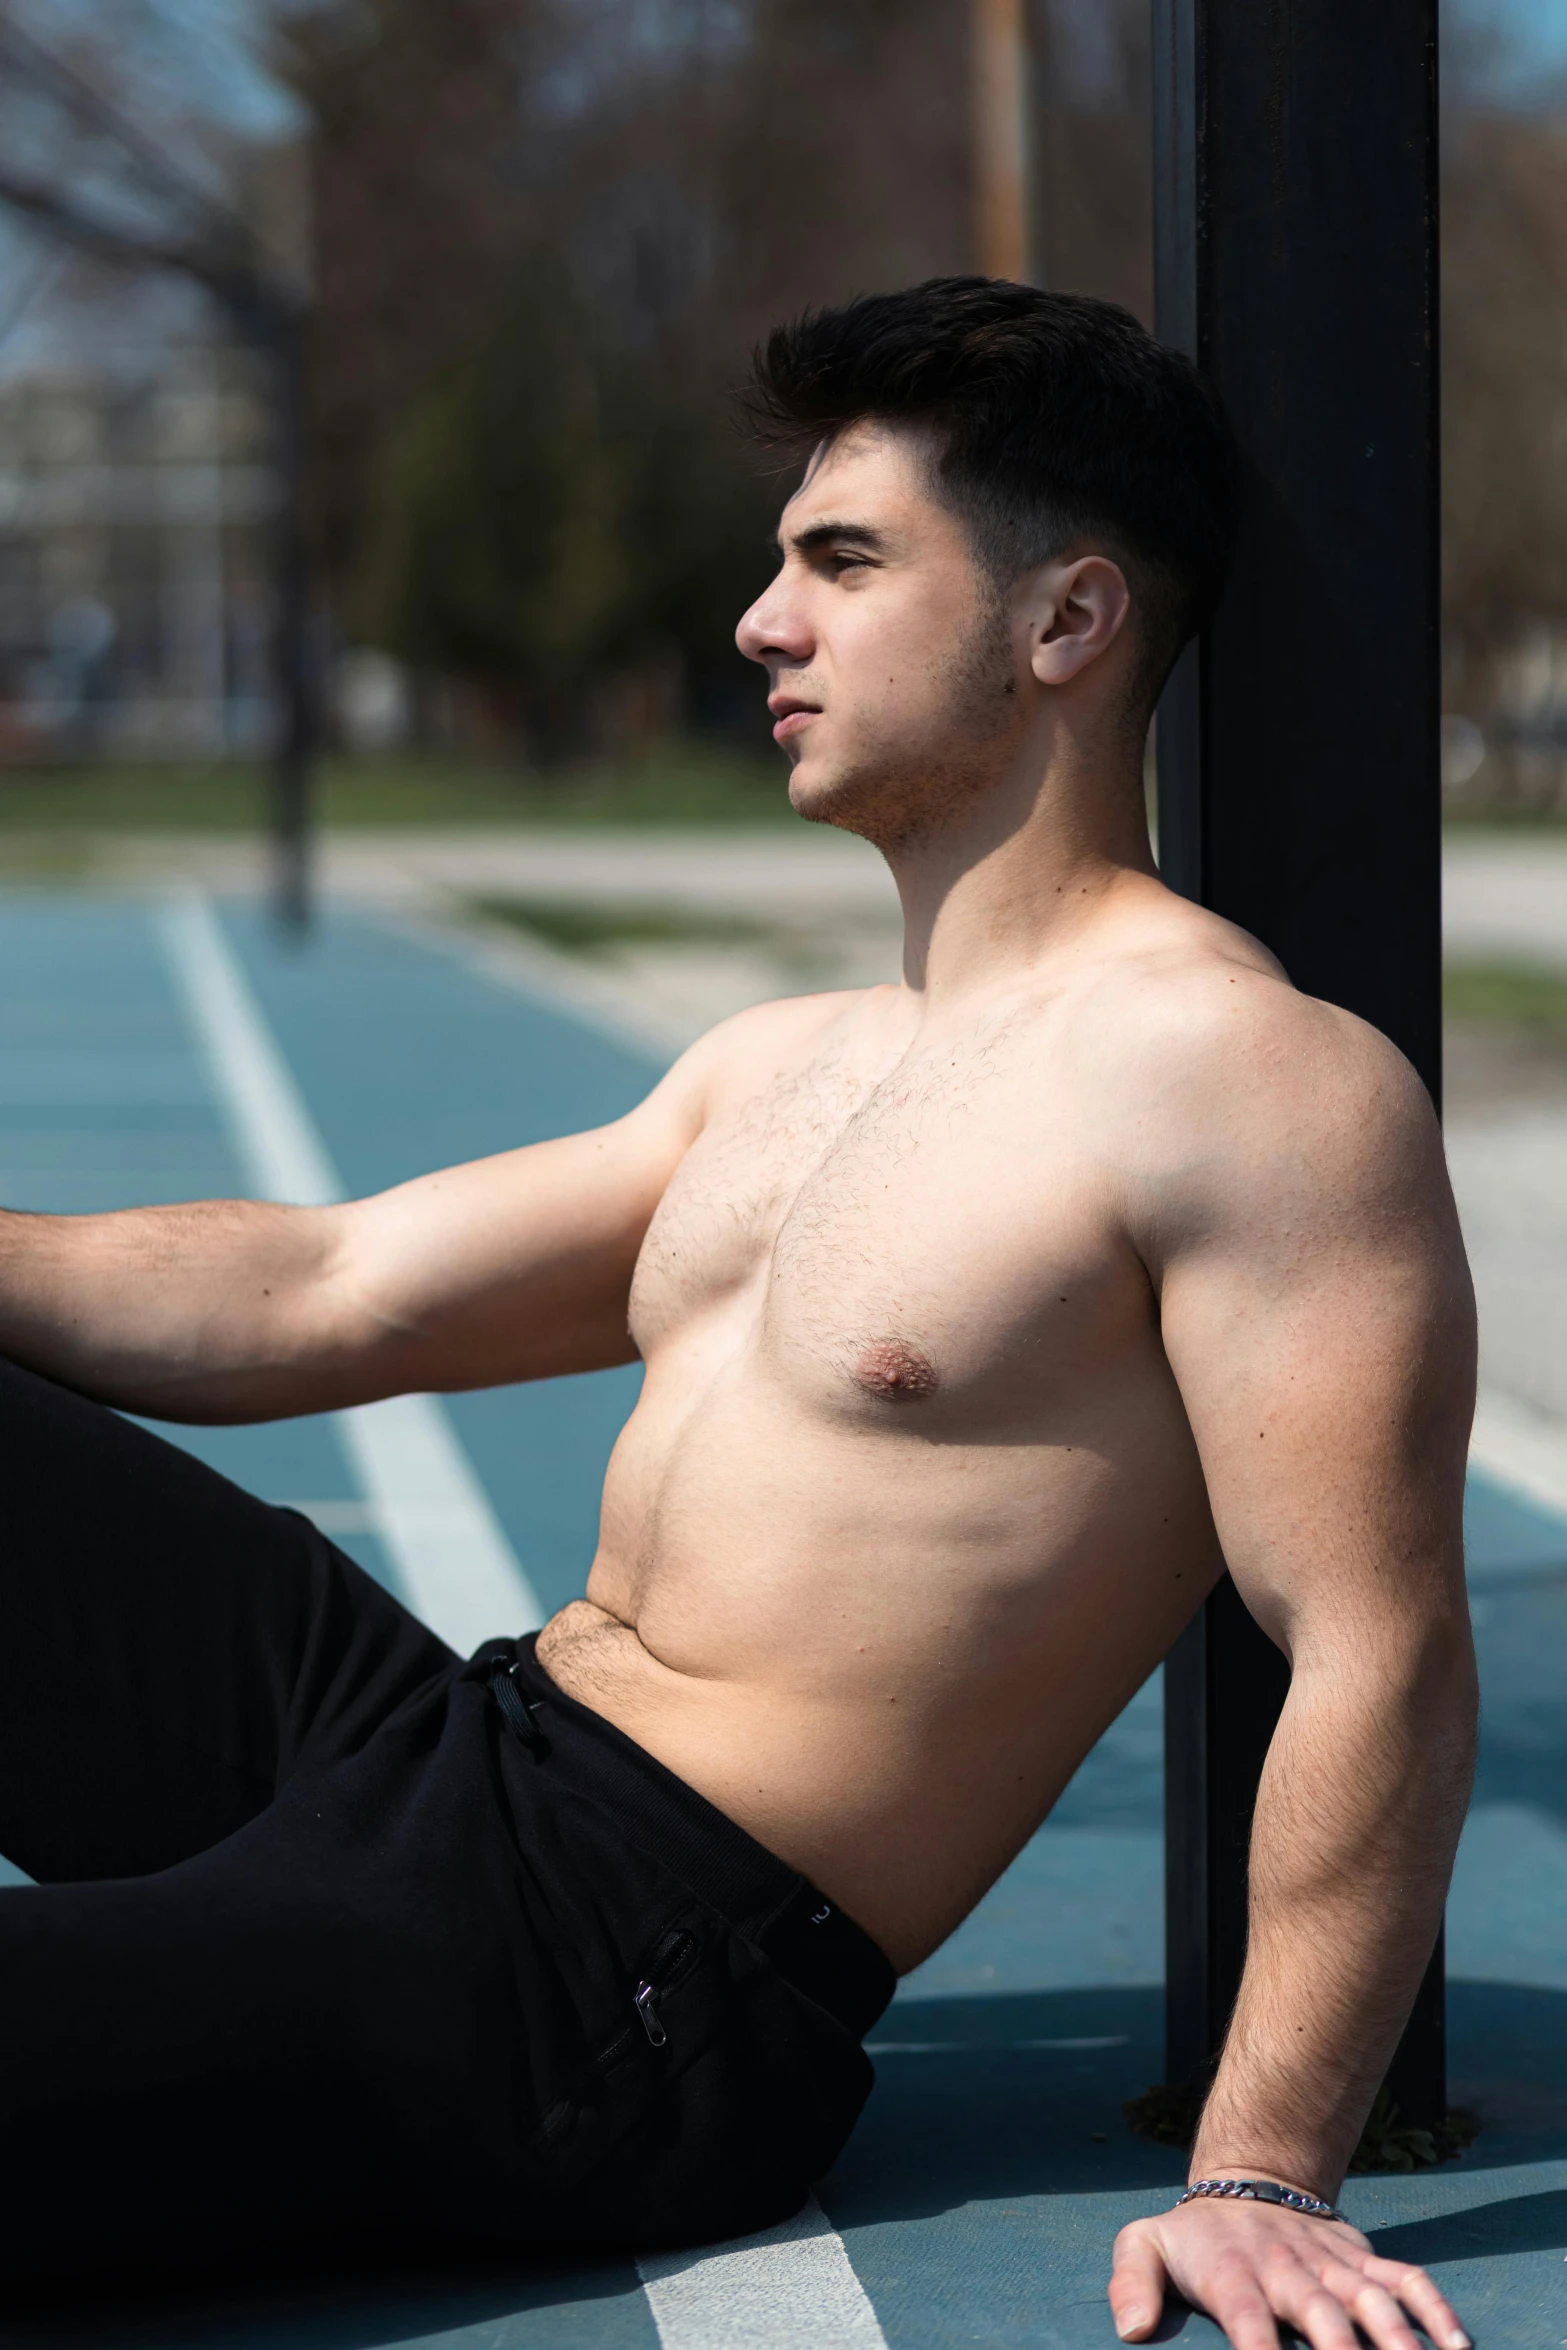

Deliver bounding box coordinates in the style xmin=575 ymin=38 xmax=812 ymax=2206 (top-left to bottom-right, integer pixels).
xmin=1188 ymin=2158 xmax=1342 ymax=2205
xmin=1178 ymin=2178 xmax=1350 ymax=2225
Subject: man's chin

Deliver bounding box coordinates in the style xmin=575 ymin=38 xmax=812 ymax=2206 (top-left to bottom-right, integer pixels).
xmin=786 ymin=759 xmax=873 ymax=836
xmin=785 ymin=749 xmax=992 ymax=856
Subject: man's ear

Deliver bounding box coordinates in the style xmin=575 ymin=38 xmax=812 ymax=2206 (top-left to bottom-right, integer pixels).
xmin=1026 ymin=555 xmax=1132 ymax=688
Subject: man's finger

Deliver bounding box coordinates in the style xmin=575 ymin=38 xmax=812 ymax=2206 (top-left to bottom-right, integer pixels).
xmin=1299 ymin=2270 xmax=1421 ymax=2350
xmin=1256 ymin=2254 xmax=1360 ymax=2350
xmin=1355 ymin=2254 xmax=1471 ymax=2350
xmin=1108 ymin=2225 xmax=1168 ymax=2342
xmin=1203 ymin=2262 xmax=1286 ymax=2350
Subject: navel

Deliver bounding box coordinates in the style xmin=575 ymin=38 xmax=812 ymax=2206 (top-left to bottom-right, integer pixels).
xmin=854 ymin=1338 xmax=939 ymax=1400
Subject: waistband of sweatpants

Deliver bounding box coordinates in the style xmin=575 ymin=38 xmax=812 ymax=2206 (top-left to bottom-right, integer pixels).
xmin=466 ymin=1633 xmax=896 ymax=2042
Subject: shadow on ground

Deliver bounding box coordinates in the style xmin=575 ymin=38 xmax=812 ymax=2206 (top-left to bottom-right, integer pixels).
xmin=0 ymin=2253 xmax=651 ymax=2350
xmin=1447 ymin=1981 xmax=1567 ymax=2159
xmin=10 ymin=1980 xmax=1559 ymax=2347
xmin=829 ymin=1977 xmax=1567 ymax=2226
xmin=1466 ymin=1566 xmax=1567 ymax=1828
xmin=830 ymin=1985 xmax=1179 ymax=2220
xmin=1372 ymin=2188 xmax=1567 ymax=2264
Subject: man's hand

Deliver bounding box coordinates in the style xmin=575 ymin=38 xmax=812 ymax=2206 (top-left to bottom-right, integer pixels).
xmin=1109 ymin=2200 xmax=1469 ymax=2350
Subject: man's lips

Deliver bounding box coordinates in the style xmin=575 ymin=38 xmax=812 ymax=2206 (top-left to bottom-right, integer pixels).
xmin=770 ymin=704 xmax=820 ymax=743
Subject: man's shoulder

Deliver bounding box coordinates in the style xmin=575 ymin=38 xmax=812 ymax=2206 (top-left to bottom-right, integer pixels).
xmin=1065 ymin=894 xmax=1440 ymax=1217
xmin=656 ymin=983 xmax=881 ymax=1122
xmin=1087 ymin=896 xmax=1419 ymax=1111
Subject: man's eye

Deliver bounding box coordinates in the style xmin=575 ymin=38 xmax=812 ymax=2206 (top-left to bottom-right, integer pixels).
xmin=829 ymin=551 xmax=870 ymax=573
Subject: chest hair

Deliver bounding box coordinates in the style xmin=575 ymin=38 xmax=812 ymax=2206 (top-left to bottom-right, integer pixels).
xmin=631 ymin=1011 xmax=1015 ymax=1342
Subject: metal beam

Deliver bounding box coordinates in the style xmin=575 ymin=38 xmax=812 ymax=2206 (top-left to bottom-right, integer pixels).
xmin=1153 ymin=0 xmax=1445 ymax=2125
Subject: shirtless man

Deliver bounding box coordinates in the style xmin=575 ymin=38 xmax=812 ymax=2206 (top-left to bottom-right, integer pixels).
xmin=0 ymin=279 xmax=1475 ymax=2348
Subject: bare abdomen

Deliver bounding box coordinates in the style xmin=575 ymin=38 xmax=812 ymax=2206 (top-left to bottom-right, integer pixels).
xmin=534 ymin=1357 xmax=1216 ymax=1968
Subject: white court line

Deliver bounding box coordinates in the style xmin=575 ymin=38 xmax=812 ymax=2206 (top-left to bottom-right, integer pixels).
xmin=1470 ymin=1387 xmax=1567 ymax=1527
xmin=638 ymin=2196 xmax=887 ymax=2350
xmin=280 ymin=1499 xmax=382 ymax=1537
xmin=158 ymin=894 xmax=542 ymax=1651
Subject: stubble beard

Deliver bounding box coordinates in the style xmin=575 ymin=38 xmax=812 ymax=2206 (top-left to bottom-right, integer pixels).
xmin=790 ymin=596 xmax=1023 ymax=856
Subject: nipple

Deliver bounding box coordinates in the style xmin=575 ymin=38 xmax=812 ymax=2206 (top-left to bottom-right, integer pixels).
xmin=854 ymin=1339 xmax=939 ymax=1400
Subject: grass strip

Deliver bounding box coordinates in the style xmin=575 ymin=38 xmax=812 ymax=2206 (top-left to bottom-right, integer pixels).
xmin=1444 ymin=958 xmax=1567 ymax=1041
xmin=468 ymin=895 xmax=777 ymax=954
xmin=0 ymin=741 xmax=790 ymax=832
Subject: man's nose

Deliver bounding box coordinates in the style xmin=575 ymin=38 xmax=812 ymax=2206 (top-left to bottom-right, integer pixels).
xmin=736 ymin=582 xmax=813 ymax=667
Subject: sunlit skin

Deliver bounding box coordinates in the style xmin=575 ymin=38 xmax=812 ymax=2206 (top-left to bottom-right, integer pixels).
xmin=0 ymin=424 xmax=1476 ymax=2350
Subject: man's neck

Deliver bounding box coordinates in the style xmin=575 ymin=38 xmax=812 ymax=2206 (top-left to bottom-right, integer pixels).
xmin=882 ymin=733 xmax=1160 ymax=1008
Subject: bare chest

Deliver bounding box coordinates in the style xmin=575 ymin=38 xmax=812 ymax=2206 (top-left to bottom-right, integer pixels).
xmin=629 ymin=1027 xmax=1144 ymax=1421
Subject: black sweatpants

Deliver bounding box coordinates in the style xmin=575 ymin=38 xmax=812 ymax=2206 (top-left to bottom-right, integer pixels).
xmin=0 ymin=1355 xmax=893 ymax=2283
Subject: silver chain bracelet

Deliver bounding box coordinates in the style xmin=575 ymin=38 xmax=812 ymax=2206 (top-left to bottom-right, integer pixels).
xmin=1177 ymin=2178 xmax=1350 ymax=2225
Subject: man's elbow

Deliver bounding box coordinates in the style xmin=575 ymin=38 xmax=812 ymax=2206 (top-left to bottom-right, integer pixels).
xmin=1438 ymin=1620 xmax=1480 ymax=1738
xmin=1318 ymin=1607 xmax=1478 ymax=1780
xmin=1403 ymin=1610 xmax=1479 ymax=1784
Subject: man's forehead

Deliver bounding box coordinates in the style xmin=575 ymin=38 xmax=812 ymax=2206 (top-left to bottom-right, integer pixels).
xmin=778 ymin=422 xmax=945 ymax=547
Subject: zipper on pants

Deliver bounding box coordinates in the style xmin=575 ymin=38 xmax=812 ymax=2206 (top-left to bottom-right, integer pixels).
xmin=489 ymin=1659 xmax=550 ymax=1758
xmin=634 ymin=1928 xmax=699 ymax=2048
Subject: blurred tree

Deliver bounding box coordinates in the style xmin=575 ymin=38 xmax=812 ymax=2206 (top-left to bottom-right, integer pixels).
xmin=1030 ymin=0 xmax=1151 ymax=324
xmin=1442 ymin=111 xmax=1567 ymax=716
xmin=285 ymin=0 xmax=978 ymax=748
xmin=278 ymin=0 xmax=543 ymax=583
xmin=356 ymin=267 xmax=626 ymax=748
xmin=285 ymin=0 xmax=1163 ymax=752
xmin=357 ymin=258 xmax=775 ymax=753
xmin=707 ymin=0 xmax=970 ymax=341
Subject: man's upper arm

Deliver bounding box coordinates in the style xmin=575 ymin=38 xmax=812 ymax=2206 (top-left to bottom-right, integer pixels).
xmin=316 ymin=990 xmax=844 ymax=1398
xmin=313 ymin=1032 xmax=713 ymax=1394
xmin=1127 ymin=975 xmax=1476 ymax=1661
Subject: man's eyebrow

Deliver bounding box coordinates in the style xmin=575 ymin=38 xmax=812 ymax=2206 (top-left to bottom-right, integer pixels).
xmin=776 ymin=519 xmax=892 ymax=557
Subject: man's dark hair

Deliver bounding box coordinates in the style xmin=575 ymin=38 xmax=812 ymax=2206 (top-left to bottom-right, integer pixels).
xmin=743 ymin=276 xmax=1242 ymax=718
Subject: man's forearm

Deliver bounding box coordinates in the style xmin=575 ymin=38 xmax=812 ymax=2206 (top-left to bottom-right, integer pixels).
xmin=1191 ymin=1626 xmax=1478 ymax=2195
xmin=0 ymin=1199 xmax=353 ymax=1421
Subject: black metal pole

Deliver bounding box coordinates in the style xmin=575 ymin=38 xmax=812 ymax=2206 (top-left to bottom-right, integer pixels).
xmin=269 ymin=304 xmax=314 ymax=934
xmin=1153 ymin=0 xmax=1445 ymax=2126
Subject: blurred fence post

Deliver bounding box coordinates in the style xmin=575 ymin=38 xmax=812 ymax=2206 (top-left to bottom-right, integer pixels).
xmin=972 ymin=0 xmax=1032 ymax=280
xmin=1153 ymin=0 xmax=1446 ymax=2124
xmin=266 ymin=302 xmax=315 ymax=935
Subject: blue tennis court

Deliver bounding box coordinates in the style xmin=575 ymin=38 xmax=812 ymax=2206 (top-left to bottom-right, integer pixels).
xmin=0 ymin=892 xmax=1560 ymax=2348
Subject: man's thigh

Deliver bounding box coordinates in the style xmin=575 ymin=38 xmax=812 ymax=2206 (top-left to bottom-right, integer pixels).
xmin=0 ymin=1640 xmax=879 ymax=2283
xmin=0 ymin=1671 xmax=690 ymax=2280
xmin=0 ymin=1802 xmax=468 ymax=2279
xmin=0 ymin=1353 xmax=454 ymax=1882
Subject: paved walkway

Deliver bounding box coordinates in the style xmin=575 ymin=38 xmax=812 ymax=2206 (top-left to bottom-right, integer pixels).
xmin=1437 ymin=835 xmax=1567 ymax=1523
xmin=89 ymin=814 xmax=1567 ymax=944
xmin=0 ymin=892 xmax=1559 ymax=2347
xmin=70 ymin=816 xmax=1567 ymax=1040
xmin=1444 ymin=833 xmax=1567 ymax=969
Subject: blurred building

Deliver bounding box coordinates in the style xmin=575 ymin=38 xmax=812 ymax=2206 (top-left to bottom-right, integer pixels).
xmin=0 ymin=335 xmax=278 ymax=760
xmin=0 ymin=2 xmax=309 ymax=767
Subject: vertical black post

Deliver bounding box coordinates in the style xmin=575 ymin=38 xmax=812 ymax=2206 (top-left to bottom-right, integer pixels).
xmin=269 ymin=304 xmax=314 ymax=935
xmin=1154 ymin=0 xmax=1445 ymax=2124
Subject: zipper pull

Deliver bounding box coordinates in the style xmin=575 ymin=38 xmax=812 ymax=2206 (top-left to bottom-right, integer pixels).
xmin=634 ymin=1979 xmax=668 ymax=2048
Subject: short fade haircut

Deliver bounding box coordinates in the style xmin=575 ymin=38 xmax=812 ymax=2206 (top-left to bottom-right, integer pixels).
xmin=743 ymin=275 xmax=1242 ymax=717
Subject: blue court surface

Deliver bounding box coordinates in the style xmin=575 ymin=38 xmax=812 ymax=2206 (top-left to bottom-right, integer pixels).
xmin=0 ymin=891 xmax=1561 ymax=2348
